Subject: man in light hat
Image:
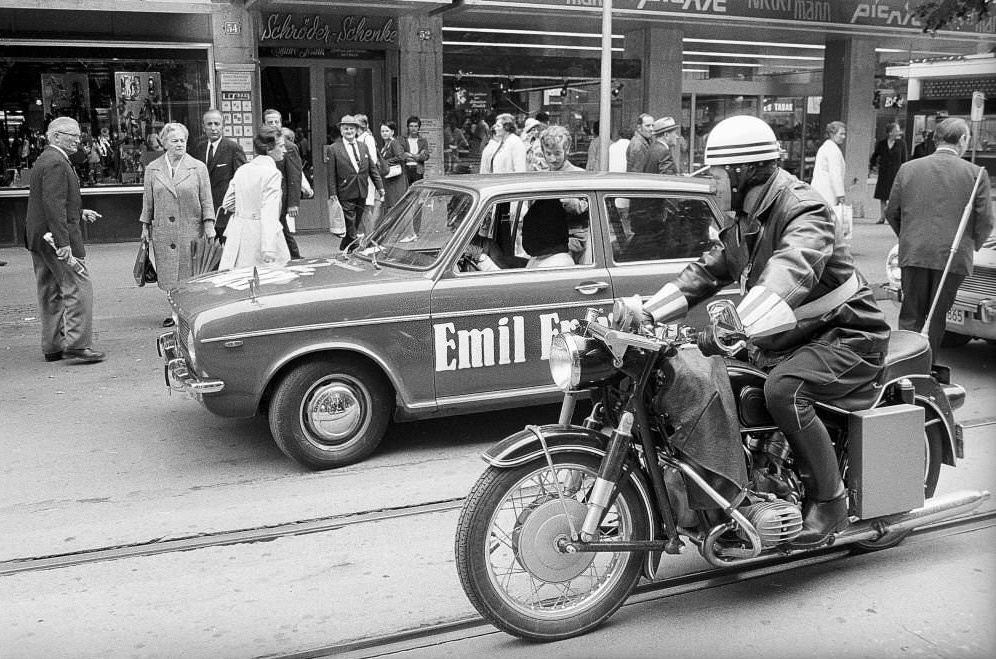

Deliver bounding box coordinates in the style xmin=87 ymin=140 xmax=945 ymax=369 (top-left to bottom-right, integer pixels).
xmin=523 ymin=117 xmax=548 ymax=172
xmin=326 ymin=114 xmax=384 ymax=250
xmin=644 ymin=116 xmax=681 ymax=175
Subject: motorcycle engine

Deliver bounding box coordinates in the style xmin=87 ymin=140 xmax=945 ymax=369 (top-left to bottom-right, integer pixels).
xmin=737 ymin=499 xmax=803 ymax=546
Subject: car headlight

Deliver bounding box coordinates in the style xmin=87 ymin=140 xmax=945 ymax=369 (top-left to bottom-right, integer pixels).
xmin=885 ymin=244 xmax=901 ymax=289
xmin=548 ymin=332 xmax=617 ymax=392
xmin=187 ymin=329 xmax=197 ymax=368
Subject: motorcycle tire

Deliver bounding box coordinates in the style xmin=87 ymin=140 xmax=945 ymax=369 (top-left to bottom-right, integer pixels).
xmin=850 ymin=412 xmax=944 ymax=553
xmin=455 ymin=453 xmax=649 ymax=642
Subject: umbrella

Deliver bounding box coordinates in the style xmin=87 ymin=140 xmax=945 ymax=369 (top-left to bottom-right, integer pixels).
xmin=190 ymin=235 xmax=223 ymax=275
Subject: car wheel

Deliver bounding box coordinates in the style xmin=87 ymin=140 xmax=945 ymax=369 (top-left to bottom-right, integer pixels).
xmin=268 ymin=357 xmax=392 ymax=469
xmin=940 ymin=331 xmax=971 ymax=348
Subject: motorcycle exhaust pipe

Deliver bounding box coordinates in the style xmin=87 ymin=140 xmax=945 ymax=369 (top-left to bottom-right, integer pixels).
xmin=833 ymin=490 xmax=990 ymax=546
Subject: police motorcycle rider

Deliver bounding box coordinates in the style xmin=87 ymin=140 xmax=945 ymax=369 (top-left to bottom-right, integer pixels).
xmin=643 ymin=115 xmax=892 ymax=547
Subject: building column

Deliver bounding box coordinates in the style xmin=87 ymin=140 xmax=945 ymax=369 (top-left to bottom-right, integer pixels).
xmin=820 ymin=38 xmax=876 ymax=218
xmin=398 ymin=14 xmax=444 ymax=178
xmin=623 ymin=27 xmax=683 ymax=128
xmin=208 ymin=2 xmax=258 ymax=157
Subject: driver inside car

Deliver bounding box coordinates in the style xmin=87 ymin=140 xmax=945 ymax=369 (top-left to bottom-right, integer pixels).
xmin=642 ymin=115 xmax=891 ymax=548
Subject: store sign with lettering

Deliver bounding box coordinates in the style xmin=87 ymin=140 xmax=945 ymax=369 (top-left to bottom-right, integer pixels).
xmin=483 ymin=0 xmax=993 ymax=32
xmin=260 ymin=13 xmax=399 ymax=48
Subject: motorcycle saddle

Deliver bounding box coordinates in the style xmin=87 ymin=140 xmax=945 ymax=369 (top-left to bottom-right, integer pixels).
xmin=877 ymin=330 xmax=932 ymax=383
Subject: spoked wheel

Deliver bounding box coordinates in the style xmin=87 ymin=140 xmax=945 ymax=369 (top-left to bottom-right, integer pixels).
xmin=851 ymin=411 xmax=944 ymax=553
xmin=455 ymin=453 xmax=649 ymax=641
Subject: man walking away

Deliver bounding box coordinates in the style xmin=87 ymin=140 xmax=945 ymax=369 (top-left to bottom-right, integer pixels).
xmin=263 ymin=109 xmax=303 ymax=258
xmin=645 ymin=117 xmax=680 ymax=175
xmin=23 ymin=117 xmax=105 ymax=363
xmin=190 ymin=109 xmax=245 ymax=241
xmin=884 ymin=117 xmax=993 ymax=360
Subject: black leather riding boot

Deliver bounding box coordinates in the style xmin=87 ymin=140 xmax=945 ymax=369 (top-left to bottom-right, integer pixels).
xmin=784 ymin=418 xmax=849 ymax=547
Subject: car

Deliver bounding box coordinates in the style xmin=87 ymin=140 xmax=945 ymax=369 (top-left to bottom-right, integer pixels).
xmin=158 ymin=172 xmax=734 ymax=469
xmin=884 ymin=235 xmax=996 ymax=346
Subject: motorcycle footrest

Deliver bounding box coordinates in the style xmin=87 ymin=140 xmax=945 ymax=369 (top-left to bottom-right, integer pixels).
xmin=561 ymin=539 xmax=666 ymax=553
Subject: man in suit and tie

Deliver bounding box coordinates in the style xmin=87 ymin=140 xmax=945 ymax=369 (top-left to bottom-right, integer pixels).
xmin=263 ymin=108 xmax=303 ymax=258
xmin=189 ymin=109 xmax=245 ymax=241
xmin=327 ymin=115 xmax=385 ymax=250
xmin=23 ymin=117 xmax=105 ymax=363
xmin=885 ymin=117 xmax=993 ymax=359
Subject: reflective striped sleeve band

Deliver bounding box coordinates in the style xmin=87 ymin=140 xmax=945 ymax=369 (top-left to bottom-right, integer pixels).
xmin=645 ymin=282 xmax=689 ymax=324
xmin=736 ymin=285 xmax=797 ymax=338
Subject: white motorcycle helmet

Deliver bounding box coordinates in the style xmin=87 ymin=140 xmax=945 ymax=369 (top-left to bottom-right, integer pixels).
xmin=704 ymin=115 xmax=781 ymax=166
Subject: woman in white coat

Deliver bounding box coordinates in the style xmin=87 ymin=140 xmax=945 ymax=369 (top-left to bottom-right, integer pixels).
xmin=810 ymin=121 xmax=847 ymax=206
xmin=479 ymin=113 xmax=527 ymax=174
xmin=219 ymin=125 xmax=291 ymax=269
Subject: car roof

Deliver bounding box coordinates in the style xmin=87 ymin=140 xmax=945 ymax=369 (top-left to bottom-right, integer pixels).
xmin=424 ymin=172 xmax=717 ymax=196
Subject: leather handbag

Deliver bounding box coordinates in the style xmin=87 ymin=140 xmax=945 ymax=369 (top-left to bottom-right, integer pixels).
xmin=133 ymin=238 xmax=157 ymax=286
xmin=385 ymin=164 xmax=403 ymax=179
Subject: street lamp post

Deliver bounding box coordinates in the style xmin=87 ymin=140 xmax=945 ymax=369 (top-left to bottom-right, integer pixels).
xmin=598 ymin=0 xmax=613 ymax=172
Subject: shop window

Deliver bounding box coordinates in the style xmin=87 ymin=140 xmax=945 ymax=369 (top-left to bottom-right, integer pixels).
xmin=0 ymin=45 xmax=211 ymax=189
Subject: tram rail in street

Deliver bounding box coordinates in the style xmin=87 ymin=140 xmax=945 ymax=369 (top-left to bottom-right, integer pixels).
xmin=3 ymin=412 xmax=993 ymax=577
xmin=271 ymin=509 xmax=996 ymax=659
xmin=0 ymin=498 xmax=466 ymax=577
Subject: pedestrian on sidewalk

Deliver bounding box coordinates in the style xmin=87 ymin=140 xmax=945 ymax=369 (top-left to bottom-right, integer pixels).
xmin=139 ymin=122 xmax=216 ymax=328
xmin=263 ymin=109 xmax=303 ymax=259
xmin=869 ymin=122 xmax=907 ymax=224
xmin=189 ymin=109 xmax=245 ymax=242
xmin=218 ymin=125 xmax=289 ymax=270
xmin=23 ymin=117 xmax=105 ymax=363
xmin=884 ymin=117 xmax=993 ymax=360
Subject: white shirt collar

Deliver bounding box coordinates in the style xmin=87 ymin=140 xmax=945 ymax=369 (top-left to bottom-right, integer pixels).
xmin=50 ymin=144 xmax=70 ymax=161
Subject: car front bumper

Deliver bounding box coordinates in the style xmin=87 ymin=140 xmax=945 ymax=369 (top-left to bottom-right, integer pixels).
xmin=157 ymin=331 xmax=225 ymax=396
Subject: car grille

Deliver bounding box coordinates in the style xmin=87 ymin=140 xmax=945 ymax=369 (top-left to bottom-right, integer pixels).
xmin=960 ymin=265 xmax=996 ymax=297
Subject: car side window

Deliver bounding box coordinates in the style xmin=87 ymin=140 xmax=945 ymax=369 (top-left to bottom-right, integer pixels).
xmin=455 ymin=195 xmax=593 ymax=274
xmin=605 ymin=195 xmax=718 ymax=264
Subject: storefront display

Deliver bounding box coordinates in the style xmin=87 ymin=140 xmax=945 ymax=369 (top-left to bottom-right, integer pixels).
xmin=0 ymin=45 xmax=211 ymax=190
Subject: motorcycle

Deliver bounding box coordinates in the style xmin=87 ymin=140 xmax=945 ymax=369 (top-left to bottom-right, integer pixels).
xmin=454 ymin=298 xmax=989 ymax=642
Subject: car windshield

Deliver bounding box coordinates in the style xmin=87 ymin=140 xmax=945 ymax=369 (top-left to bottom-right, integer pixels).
xmin=354 ymin=186 xmax=475 ymax=268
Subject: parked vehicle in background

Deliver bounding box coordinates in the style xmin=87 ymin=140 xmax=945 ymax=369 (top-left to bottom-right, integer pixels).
xmin=157 ymin=172 xmax=735 ymax=469
xmin=885 ymin=235 xmax=996 ymax=346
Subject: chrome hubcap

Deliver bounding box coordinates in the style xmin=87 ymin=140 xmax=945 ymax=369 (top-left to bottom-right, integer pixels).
xmin=513 ymin=499 xmax=592 ymax=583
xmin=302 ymin=378 xmax=365 ymax=446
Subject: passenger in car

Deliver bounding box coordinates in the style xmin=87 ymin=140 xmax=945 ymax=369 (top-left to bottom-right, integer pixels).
xmin=521 ymin=197 xmax=575 ymax=269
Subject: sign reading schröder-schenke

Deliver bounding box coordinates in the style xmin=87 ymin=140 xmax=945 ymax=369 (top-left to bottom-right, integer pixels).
xmin=260 ymin=13 xmax=400 ymax=48
xmin=478 ymin=0 xmax=995 ymax=32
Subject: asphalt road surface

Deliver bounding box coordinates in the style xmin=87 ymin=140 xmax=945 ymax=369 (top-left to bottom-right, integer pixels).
xmin=1 ymin=222 xmax=993 ymax=658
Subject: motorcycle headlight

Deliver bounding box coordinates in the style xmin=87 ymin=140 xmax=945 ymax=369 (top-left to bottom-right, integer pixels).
xmin=548 ymin=332 xmax=617 ymax=392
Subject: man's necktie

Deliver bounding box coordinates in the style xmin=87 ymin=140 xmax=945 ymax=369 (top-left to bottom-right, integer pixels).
xmin=349 ymin=141 xmax=360 ymax=167
xmin=207 ymin=141 xmax=216 ymax=163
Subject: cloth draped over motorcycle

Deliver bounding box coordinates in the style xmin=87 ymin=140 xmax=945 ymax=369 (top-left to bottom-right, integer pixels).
xmin=655 ymin=347 xmax=748 ymax=509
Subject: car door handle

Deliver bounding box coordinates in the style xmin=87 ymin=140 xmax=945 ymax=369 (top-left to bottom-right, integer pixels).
xmin=575 ymin=281 xmax=610 ymax=295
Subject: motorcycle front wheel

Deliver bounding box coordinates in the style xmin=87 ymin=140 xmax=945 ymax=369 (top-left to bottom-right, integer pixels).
xmin=455 ymin=453 xmax=649 ymax=642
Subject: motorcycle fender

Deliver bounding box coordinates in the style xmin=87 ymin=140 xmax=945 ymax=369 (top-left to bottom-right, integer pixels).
xmin=483 ymin=424 xmax=663 ymax=580
xmin=906 ymin=376 xmax=961 ymax=465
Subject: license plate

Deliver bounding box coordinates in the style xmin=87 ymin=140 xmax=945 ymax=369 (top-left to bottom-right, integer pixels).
xmin=946 ymin=308 xmax=965 ymax=325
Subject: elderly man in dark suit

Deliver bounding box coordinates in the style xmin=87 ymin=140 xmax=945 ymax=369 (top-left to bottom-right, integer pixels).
xmin=263 ymin=108 xmax=303 ymax=258
xmin=23 ymin=117 xmax=105 ymax=363
xmin=189 ymin=109 xmax=245 ymax=241
xmin=885 ymin=117 xmax=993 ymax=359
xmin=327 ymin=115 xmax=384 ymax=250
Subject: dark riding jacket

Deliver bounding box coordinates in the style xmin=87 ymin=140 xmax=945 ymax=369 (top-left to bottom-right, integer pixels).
xmin=674 ymin=169 xmax=890 ymax=366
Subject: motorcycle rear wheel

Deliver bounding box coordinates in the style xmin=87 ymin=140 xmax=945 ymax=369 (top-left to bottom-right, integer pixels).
xmin=850 ymin=414 xmax=944 ymax=552
xmin=454 ymin=453 xmax=648 ymax=641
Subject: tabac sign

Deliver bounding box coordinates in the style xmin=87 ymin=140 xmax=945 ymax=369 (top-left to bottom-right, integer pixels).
xmin=260 ymin=13 xmax=400 ymax=49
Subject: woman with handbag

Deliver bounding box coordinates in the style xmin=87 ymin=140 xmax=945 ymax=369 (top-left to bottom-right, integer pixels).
xmin=139 ymin=122 xmax=215 ymax=327
xmin=379 ymin=120 xmax=408 ymax=213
